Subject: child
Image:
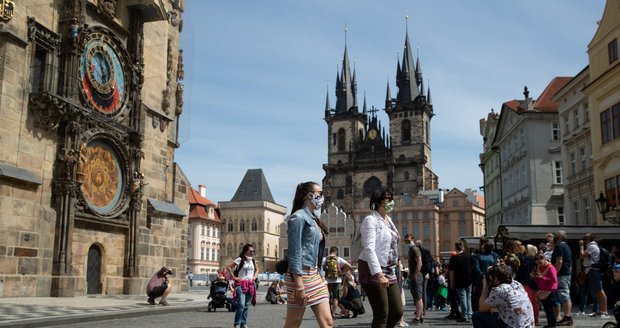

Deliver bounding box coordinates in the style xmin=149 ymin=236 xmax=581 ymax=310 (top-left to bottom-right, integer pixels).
xmin=436 ymin=272 xmax=448 ymax=311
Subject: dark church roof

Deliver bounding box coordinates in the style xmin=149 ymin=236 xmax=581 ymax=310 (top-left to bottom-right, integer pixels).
xmin=230 ymin=169 xmax=275 ymax=203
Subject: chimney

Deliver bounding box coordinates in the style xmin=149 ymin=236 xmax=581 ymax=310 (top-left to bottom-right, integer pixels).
xmin=198 ymin=184 xmax=207 ymax=198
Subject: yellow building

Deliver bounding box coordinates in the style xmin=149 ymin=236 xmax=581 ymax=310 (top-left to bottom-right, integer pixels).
xmin=584 ymin=0 xmax=620 ymax=224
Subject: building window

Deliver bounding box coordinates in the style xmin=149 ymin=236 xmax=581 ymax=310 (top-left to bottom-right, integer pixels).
xmin=343 ymin=247 xmax=350 ymax=258
xmin=423 ymin=226 xmax=430 ymax=238
xmin=336 ymin=189 xmax=344 ymax=199
xmin=604 ymin=175 xmax=619 ymax=209
xmin=609 ymin=38 xmax=618 ymax=64
xmin=570 ymin=152 xmax=576 ymax=175
xmin=337 ymin=128 xmax=346 ymax=151
xmin=552 ymin=122 xmax=560 ymax=141
xmin=227 ymin=244 xmax=233 ymax=256
xmin=201 ymin=224 xmax=205 ymax=236
xmin=580 ymin=147 xmax=587 ymax=171
xmin=583 ymin=198 xmax=591 ymax=225
xmin=228 ymin=221 xmax=234 ymax=232
xmin=574 ymin=110 xmax=579 ymax=129
xmin=558 ymin=207 xmax=565 ymax=225
xmin=251 ymin=218 xmax=257 ymax=231
xmin=600 ymin=104 xmax=620 ymax=144
xmin=402 ymin=120 xmax=411 ymax=142
xmin=240 ymin=220 xmax=245 ymax=232
xmin=573 ymin=201 xmax=580 ymax=223
xmin=459 ymin=212 xmax=465 ymax=220
xmin=584 ymin=103 xmax=590 ymax=123
xmin=553 ymin=161 xmax=563 ymax=184
xmin=201 ymin=247 xmax=205 ymax=260
xmin=402 ymin=226 xmax=408 ymax=236
xmin=563 ymin=116 xmax=570 ymax=135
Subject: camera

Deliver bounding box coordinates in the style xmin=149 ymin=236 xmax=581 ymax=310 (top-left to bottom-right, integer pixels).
xmin=166 ymin=269 xmax=173 ymax=275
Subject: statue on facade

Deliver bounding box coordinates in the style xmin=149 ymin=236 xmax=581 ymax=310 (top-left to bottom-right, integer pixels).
xmin=75 ymin=142 xmax=87 ymax=184
xmin=130 ymin=171 xmax=147 ymax=199
xmin=175 ymin=83 xmax=184 ymax=116
xmin=62 ymin=149 xmax=78 ymax=179
xmin=68 ymin=16 xmax=81 ymax=45
xmin=176 ymin=49 xmax=184 ymax=81
xmin=99 ymin=0 xmax=116 ymax=17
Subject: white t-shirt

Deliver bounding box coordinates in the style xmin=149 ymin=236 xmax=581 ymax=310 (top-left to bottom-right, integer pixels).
xmin=233 ymin=257 xmax=255 ymax=280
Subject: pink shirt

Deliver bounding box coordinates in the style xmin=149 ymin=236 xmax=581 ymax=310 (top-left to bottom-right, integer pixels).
xmin=534 ymin=263 xmax=558 ymax=291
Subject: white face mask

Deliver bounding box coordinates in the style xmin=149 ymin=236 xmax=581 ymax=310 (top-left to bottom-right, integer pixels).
xmin=311 ymin=194 xmax=324 ymax=210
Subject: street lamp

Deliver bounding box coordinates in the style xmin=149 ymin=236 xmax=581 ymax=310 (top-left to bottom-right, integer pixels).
xmin=595 ymin=192 xmax=609 ymax=215
xmin=595 ymin=192 xmax=620 ymax=224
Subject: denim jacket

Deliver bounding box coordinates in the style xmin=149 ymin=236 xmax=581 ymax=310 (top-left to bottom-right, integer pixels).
xmin=287 ymin=206 xmax=324 ymax=275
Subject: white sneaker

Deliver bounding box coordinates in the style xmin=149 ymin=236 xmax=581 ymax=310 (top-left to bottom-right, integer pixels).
xmin=599 ymin=313 xmax=610 ymax=318
xmin=575 ymin=311 xmax=586 ymax=316
xmin=398 ymin=322 xmax=409 ymax=327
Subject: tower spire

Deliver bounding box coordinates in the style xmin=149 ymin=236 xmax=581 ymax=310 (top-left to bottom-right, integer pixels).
xmin=335 ymin=24 xmax=356 ymax=113
xmin=396 ymin=16 xmax=420 ymax=103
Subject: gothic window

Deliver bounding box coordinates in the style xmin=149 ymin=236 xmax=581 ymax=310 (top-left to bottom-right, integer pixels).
xmin=363 ymin=176 xmax=382 ymax=198
xmin=346 ymin=176 xmax=352 ymax=193
xmin=402 ymin=120 xmax=411 ymax=142
xmin=238 ymin=244 xmax=244 ymax=254
xmin=359 ymin=129 xmax=364 ymax=141
xmin=240 ymin=219 xmax=245 ymax=232
xmin=228 ymin=220 xmax=234 ymax=232
xmin=338 ymin=128 xmax=346 ymax=151
xmin=27 ymin=18 xmax=60 ymax=94
xmin=425 ymin=121 xmax=429 ymax=144
xmin=251 ymin=218 xmax=257 ymax=231
xmin=337 ymin=189 xmax=344 ymax=199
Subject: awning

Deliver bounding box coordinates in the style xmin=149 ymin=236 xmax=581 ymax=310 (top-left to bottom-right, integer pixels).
xmin=148 ymin=198 xmax=186 ymax=217
xmin=0 ymin=163 xmax=41 ymax=185
xmin=496 ymin=224 xmax=620 ymax=242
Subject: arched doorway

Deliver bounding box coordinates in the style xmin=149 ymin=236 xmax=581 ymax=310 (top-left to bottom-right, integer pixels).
xmin=86 ymin=245 xmax=102 ymax=294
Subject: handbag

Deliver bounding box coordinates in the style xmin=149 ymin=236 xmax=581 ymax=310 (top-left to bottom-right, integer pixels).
xmin=275 ymin=259 xmax=288 ymax=274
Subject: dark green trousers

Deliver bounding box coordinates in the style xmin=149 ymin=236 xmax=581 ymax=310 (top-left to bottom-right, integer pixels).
xmin=361 ymin=282 xmax=403 ymax=328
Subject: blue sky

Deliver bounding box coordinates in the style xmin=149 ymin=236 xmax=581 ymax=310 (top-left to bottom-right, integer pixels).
xmin=176 ymin=0 xmax=605 ymax=214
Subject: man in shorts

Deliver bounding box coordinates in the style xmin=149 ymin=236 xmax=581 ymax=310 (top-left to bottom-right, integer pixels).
xmin=407 ymin=235 xmax=424 ymax=324
xmin=551 ymin=230 xmax=573 ymax=326
xmin=147 ymin=266 xmax=173 ymax=306
xmin=321 ymin=246 xmax=352 ymax=317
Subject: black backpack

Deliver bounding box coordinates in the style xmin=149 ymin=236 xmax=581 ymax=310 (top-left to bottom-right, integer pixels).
xmin=419 ymin=246 xmax=433 ymax=275
xmin=593 ymin=244 xmax=612 ymax=272
xmin=234 ymin=257 xmax=256 ymax=278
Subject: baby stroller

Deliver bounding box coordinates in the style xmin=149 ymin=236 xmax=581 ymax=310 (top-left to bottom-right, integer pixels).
xmin=207 ymin=278 xmax=235 ymax=312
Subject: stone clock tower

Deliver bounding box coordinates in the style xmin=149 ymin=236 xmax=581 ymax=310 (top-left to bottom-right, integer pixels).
xmin=323 ymin=29 xmax=439 ymax=216
xmin=0 ymin=0 xmax=188 ymax=297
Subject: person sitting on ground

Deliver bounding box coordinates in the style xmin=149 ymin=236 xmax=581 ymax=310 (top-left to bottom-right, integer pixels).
xmin=266 ymin=281 xmax=282 ymax=304
xmin=473 ymin=264 xmax=534 ymax=328
xmin=146 ymin=266 xmax=173 ymax=306
xmin=339 ymin=272 xmax=365 ymax=318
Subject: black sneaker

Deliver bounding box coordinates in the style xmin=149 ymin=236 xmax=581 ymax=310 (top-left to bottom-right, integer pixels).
xmin=557 ymin=316 xmax=573 ymax=326
xmin=410 ymin=318 xmax=423 ymax=325
xmin=147 ymin=298 xmax=155 ymax=305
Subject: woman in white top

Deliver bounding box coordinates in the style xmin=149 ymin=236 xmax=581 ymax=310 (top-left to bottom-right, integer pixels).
xmin=227 ymin=244 xmax=259 ymax=328
xmin=358 ymin=189 xmax=403 ymax=328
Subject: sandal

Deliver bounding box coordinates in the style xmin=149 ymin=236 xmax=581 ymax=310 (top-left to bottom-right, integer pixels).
xmin=159 ymin=300 xmax=169 ymax=306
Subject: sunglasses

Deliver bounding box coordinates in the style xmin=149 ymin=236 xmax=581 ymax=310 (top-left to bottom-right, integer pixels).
xmin=248 ymin=250 xmax=255 ymax=254
xmin=311 ymin=191 xmax=323 ymax=199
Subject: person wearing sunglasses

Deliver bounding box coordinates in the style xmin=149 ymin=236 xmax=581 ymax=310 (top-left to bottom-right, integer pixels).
xmin=227 ymin=243 xmax=259 ymax=328
xmin=284 ymin=181 xmax=331 ymax=328
xmin=358 ymin=189 xmax=403 ymax=328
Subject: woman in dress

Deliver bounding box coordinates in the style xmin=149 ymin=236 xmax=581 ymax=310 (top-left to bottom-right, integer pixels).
xmin=283 ymin=182 xmax=332 ymax=328
xmin=358 ymin=189 xmax=403 ymax=328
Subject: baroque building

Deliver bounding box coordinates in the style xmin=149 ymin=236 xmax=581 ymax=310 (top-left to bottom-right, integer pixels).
xmin=554 ymin=67 xmax=595 ymax=225
xmin=219 ymin=169 xmax=286 ymax=272
xmin=0 ymin=0 xmax=188 ymax=297
xmin=322 ymin=28 xmax=438 ymax=216
xmin=584 ymin=0 xmax=620 ymax=224
xmin=187 ymin=185 xmax=222 ymax=276
xmin=488 ymin=78 xmax=571 ymax=227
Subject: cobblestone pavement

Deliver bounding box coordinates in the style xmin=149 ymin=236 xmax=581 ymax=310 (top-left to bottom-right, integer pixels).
xmin=0 ymin=285 xmax=613 ymax=327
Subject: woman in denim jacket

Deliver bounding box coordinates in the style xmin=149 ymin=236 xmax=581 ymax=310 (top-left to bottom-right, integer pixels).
xmin=358 ymin=189 xmax=403 ymax=328
xmin=283 ymin=181 xmax=332 ymax=328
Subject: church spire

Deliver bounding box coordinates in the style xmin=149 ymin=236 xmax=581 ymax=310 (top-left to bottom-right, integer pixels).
xmin=335 ymin=25 xmax=357 ymax=113
xmin=363 ymin=90 xmax=368 ymax=115
xmin=396 ymin=16 xmax=420 ymax=104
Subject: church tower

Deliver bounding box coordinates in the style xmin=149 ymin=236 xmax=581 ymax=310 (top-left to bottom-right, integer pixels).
xmin=323 ymin=25 xmax=439 ymax=216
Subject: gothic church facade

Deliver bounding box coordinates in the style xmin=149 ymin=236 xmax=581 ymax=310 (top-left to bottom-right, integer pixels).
xmin=323 ymin=29 xmax=439 ymax=215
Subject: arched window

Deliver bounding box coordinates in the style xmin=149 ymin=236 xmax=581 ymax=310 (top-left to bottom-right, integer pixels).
xmin=251 ymin=218 xmax=257 ymax=231
xmin=425 ymin=121 xmax=429 ymax=144
xmin=337 ymin=189 xmax=344 ymax=199
xmin=363 ymin=176 xmax=382 ymax=198
xmin=238 ymin=243 xmax=244 ymax=254
xmin=267 ymin=219 xmax=270 ymax=231
xmin=337 ymin=128 xmax=346 ymax=151
xmin=402 ymin=119 xmax=411 ymax=142
xmin=227 ymin=220 xmax=233 ymax=232
xmin=240 ymin=219 xmax=245 ymax=232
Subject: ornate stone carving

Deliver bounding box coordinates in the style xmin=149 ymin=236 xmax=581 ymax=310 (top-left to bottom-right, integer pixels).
xmin=27 ymin=17 xmax=61 ymax=50
xmin=176 ymin=49 xmax=184 ymax=81
xmin=98 ymin=0 xmax=116 ymax=17
xmin=1 ymin=0 xmax=15 ymax=21
xmin=175 ymin=83 xmax=183 ymax=116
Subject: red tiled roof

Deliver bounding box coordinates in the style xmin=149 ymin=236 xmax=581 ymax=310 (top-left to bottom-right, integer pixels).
xmin=503 ymin=100 xmax=520 ymax=112
xmin=188 ymin=187 xmax=221 ymax=223
xmin=533 ymin=77 xmax=572 ymax=112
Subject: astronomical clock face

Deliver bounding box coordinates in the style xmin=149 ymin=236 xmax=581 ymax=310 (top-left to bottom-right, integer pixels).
xmin=80 ymin=140 xmax=124 ymax=215
xmin=80 ymin=30 xmax=129 ymax=115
